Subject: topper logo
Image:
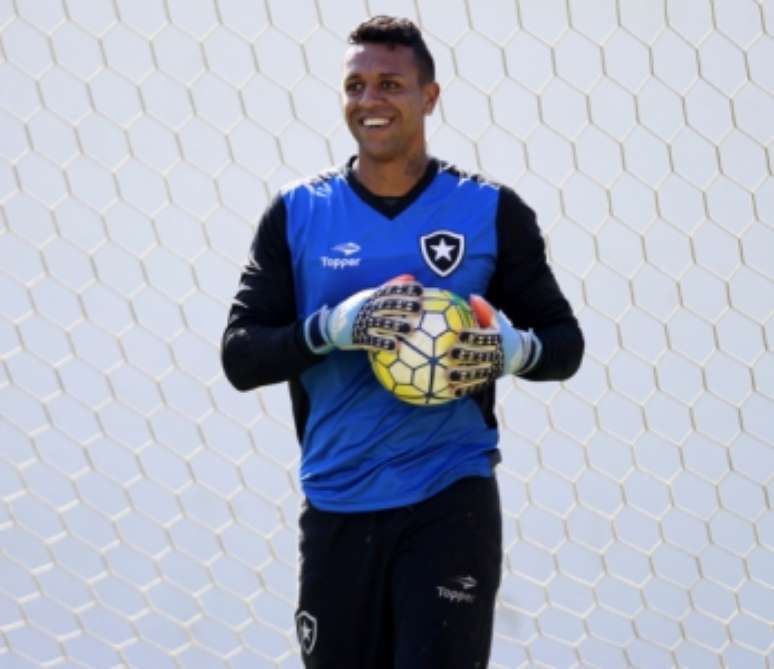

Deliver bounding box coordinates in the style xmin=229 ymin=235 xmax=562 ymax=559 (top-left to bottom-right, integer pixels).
xmin=332 ymin=242 xmax=361 ymax=256
xmin=321 ymin=242 xmax=362 ymax=269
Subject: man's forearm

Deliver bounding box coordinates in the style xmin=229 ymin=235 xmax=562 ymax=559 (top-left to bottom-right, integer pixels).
xmin=521 ymin=319 xmax=585 ymax=382
xmin=221 ymin=321 xmax=321 ymax=391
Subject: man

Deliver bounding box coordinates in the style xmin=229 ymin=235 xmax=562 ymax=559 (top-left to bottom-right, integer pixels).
xmin=222 ymin=16 xmax=583 ymax=668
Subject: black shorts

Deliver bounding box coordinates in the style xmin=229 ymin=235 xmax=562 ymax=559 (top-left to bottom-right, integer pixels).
xmin=295 ymin=475 xmax=503 ymax=668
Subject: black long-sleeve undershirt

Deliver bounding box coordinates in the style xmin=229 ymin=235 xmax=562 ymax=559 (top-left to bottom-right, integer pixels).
xmin=221 ymin=195 xmax=322 ymax=391
xmin=486 ymin=187 xmax=584 ymax=382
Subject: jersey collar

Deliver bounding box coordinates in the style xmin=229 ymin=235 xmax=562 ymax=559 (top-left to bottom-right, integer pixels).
xmin=344 ymin=156 xmax=440 ymax=220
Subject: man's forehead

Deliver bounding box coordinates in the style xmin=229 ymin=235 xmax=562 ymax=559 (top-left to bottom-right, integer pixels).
xmin=343 ymin=43 xmax=417 ymax=76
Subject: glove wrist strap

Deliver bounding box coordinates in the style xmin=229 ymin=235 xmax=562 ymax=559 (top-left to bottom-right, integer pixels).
xmin=304 ymin=306 xmax=334 ymax=355
xmin=515 ymin=329 xmax=542 ymax=376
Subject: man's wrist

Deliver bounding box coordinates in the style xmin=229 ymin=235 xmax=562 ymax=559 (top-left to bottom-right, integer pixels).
xmin=516 ymin=329 xmax=542 ymax=375
xmin=496 ymin=311 xmax=542 ymax=376
xmin=304 ymin=306 xmax=334 ymax=355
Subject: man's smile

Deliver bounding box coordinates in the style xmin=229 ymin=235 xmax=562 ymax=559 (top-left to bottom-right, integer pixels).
xmin=360 ymin=116 xmax=393 ymax=128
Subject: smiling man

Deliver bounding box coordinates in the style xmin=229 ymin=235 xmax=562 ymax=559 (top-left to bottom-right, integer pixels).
xmin=341 ymin=23 xmax=439 ymax=195
xmin=221 ymin=16 xmax=583 ymax=668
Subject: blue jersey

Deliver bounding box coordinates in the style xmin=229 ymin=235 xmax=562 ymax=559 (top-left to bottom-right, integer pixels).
xmin=222 ymin=158 xmax=584 ymax=512
xmin=284 ymin=164 xmax=500 ymax=511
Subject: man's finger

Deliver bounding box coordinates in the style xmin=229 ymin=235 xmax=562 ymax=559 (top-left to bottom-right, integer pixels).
xmin=386 ymin=273 xmax=416 ymax=284
xmin=450 ymin=379 xmax=491 ymax=398
xmin=352 ymin=332 xmax=398 ymax=351
xmin=449 ymin=347 xmax=500 ymax=364
xmin=374 ymin=280 xmax=423 ymax=299
xmin=447 ymin=365 xmax=492 ymax=383
xmin=370 ymin=295 xmax=423 ymax=314
xmin=364 ymin=316 xmax=412 ymax=335
xmin=457 ymin=330 xmax=500 ymax=347
xmin=469 ymin=294 xmax=496 ymax=328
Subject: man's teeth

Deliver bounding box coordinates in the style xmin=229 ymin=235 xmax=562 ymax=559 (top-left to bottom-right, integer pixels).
xmin=363 ymin=118 xmax=390 ymax=127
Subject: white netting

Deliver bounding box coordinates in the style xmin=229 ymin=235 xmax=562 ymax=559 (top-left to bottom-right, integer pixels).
xmin=0 ymin=1 xmax=773 ymax=667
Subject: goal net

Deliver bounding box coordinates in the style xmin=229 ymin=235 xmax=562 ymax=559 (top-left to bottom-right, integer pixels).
xmin=0 ymin=1 xmax=772 ymax=667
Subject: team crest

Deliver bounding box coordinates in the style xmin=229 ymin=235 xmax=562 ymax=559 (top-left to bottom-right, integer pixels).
xmin=420 ymin=230 xmax=465 ymax=277
xmin=295 ymin=610 xmax=318 ymax=655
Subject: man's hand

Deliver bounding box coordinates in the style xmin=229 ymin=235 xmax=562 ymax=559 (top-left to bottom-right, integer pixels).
xmin=304 ymin=275 xmax=423 ymax=354
xmin=447 ymin=295 xmax=542 ymax=397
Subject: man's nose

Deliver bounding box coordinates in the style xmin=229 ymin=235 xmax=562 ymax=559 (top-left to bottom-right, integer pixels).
xmin=359 ymin=83 xmax=384 ymax=106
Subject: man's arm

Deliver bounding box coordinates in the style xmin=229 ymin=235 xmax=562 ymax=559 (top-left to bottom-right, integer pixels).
xmin=221 ymin=195 xmax=321 ymax=391
xmin=485 ymin=187 xmax=584 ymax=381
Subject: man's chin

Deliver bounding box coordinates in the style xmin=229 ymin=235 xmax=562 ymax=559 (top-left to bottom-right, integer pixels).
xmin=356 ymin=141 xmax=402 ymax=163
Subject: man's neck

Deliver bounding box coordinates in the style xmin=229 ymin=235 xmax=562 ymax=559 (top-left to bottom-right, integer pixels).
xmin=354 ymin=151 xmax=430 ymax=197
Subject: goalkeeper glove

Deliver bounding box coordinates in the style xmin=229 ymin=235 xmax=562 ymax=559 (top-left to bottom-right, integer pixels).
xmin=447 ymin=294 xmax=542 ymax=397
xmin=304 ymin=275 xmax=423 ymax=354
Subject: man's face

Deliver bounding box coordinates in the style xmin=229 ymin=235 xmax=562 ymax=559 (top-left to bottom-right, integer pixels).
xmin=343 ymin=42 xmax=439 ymax=163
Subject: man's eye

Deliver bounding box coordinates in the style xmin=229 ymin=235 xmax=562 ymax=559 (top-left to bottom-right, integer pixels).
xmin=381 ymin=81 xmax=399 ymax=90
xmin=345 ymin=82 xmax=363 ymax=93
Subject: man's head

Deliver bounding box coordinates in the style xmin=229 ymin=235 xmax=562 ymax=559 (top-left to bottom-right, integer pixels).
xmin=348 ymin=16 xmax=435 ymax=84
xmin=343 ymin=16 xmax=439 ymax=164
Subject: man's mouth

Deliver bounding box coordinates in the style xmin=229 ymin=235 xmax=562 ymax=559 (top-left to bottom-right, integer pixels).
xmin=360 ymin=117 xmax=392 ymax=128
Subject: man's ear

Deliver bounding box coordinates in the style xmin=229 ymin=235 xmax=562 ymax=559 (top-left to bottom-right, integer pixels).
xmin=423 ymin=82 xmax=440 ymax=115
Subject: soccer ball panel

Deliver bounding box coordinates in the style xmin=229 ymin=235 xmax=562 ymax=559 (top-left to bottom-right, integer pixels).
xmin=405 ymin=329 xmax=435 ymax=360
xmin=422 ymin=313 xmax=449 ymax=338
xmin=445 ymin=308 xmax=463 ymax=331
xmin=393 ymin=383 xmax=425 ymax=403
xmin=435 ymin=331 xmax=459 ymax=358
xmin=390 ymin=360 xmax=414 ymax=385
xmin=422 ymin=295 xmax=451 ymax=312
xmin=372 ymin=359 xmax=396 ymax=390
xmin=411 ymin=362 xmax=432 ymax=393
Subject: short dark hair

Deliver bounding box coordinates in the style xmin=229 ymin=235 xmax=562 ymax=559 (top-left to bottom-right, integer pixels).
xmin=348 ymin=16 xmax=436 ymax=84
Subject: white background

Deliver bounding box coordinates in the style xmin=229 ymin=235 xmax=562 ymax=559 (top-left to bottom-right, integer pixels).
xmin=0 ymin=0 xmax=773 ymax=667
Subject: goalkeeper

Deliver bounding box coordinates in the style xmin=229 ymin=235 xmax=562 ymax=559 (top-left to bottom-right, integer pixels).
xmin=222 ymin=15 xmax=583 ymax=669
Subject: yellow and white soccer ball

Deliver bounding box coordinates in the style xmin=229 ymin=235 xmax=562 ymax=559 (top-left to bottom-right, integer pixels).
xmin=369 ymin=288 xmax=476 ymax=406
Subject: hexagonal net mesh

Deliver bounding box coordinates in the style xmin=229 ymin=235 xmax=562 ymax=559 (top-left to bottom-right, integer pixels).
xmin=0 ymin=0 xmax=772 ymax=667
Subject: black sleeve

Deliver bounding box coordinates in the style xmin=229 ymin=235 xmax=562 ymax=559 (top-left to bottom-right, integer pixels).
xmin=486 ymin=187 xmax=584 ymax=381
xmin=221 ymin=195 xmax=321 ymax=391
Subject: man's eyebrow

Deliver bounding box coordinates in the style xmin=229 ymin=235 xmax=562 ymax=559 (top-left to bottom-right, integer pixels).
xmin=344 ymin=72 xmax=406 ymax=80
